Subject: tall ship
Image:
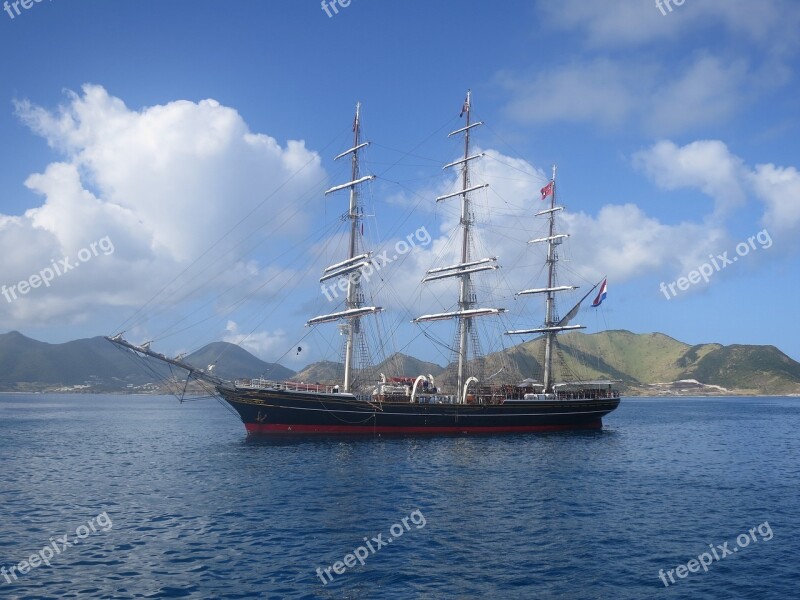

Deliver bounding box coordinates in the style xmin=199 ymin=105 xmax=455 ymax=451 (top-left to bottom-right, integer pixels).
xmin=108 ymin=92 xmax=620 ymax=434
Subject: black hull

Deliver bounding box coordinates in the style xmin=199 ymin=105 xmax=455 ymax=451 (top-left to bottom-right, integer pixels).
xmin=217 ymin=387 xmax=621 ymax=435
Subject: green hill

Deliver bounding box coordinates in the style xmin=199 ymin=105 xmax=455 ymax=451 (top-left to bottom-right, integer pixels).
xmin=293 ymin=360 xmax=343 ymax=383
xmin=0 ymin=331 xmax=163 ymax=388
xmin=376 ymin=353 xmax=444 ymax=378
xmin=293 ymin=353 xmax=445 ymax=385
xmin=1 ymin=330 xmax=798 ymax=395
xmin=679 ymin=344 xmax=800 ymax=394
xmin=0 ymin=332 xmax=293 ymax=392
xmin=290 ymin=331 xmax=800 ymax=395
xmin=488 ymin=330 xmax=800 ymax=395
xmin=185 ymin=342 xmax=293 ymax=382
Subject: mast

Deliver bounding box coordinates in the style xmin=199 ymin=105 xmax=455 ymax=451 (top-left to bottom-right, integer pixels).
xmin=456 ymin=91 xmax=473 ymax=397
xmin=308 ymin=102 xmax=382 ymax=393
xmin=342 ymin=102 xmax=362 ymax=392
xmin=413 ymin=91 xmax=505 ymax=402
xmin=542 ymin=165 xmax=557 ymax=391
xmin=505 ymin=165 xmax=587 ymax=392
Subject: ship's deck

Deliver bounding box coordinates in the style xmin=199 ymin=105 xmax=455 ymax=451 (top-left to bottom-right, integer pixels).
xmin=233 ymin=378 xmax=620 ymax=406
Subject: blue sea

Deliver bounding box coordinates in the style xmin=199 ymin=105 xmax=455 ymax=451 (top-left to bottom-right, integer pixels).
xmin=0 ymin=395 xmax=798 ymax=599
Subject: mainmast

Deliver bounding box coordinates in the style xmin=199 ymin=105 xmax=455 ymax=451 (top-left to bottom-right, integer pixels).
xmin=506 ymin=165 xmax=586 ymax=392
xmin=307 ymin=102 xmax=382 ymax=393
xmin=414 ymin=91 xmax=505 ymax=402
xmin=456 ymin=91 xmax=474 ymax=396
xmin=343 ymin=103 xmax=363 ymax=392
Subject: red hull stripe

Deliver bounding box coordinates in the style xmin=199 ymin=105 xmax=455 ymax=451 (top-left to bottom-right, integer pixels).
xmin=244 ymin=421 xmax=603 ymax=435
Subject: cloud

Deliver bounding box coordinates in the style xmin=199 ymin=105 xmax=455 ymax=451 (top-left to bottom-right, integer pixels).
xmin=538 ymin=0 xmax=669 ymax=47
xmin=635 ymin=138 xmax=800 ymax=237
xmin=648 ymin=56 xmax=752 ymax=135
xmin=500 ymin=55 xmax=757 ymax=135
xmin=223 ymin=321 xmax=288 ymax=360
xmin=2 ymin=85 xmax=326 ymax=328
xmin=562 ymin=203 xmax=728 ymax=286
xmin=502 ymin=59 xmax=637 ymax=128
xmin=633 ymin=140 xmax=748 ymax=214
xmin=376 ymin=147 xmax=730 ymax=320
xmin=750 ymin=164 xmax=800 ymax=234
xmin=381 ymin=139 xmax=800 ymax=320
xmin=504 ymin=0 xmax=799 ymax=136
xmin=537 ymin=0 xmax=800 ymax=51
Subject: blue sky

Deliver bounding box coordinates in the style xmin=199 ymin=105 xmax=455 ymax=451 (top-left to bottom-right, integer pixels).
xmin=1 ymin=0 xmax=799 ymax=369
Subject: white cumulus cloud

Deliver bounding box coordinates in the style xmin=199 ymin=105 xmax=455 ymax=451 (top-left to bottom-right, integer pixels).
xmin=1 ymin=85 xmax=326 ymax=330
xmin=635 ymin=139 xmax=800 ymax=238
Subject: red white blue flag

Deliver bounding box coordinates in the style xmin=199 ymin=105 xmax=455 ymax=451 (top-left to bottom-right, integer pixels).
xmin=591 ymin=278 xmax=608 ymax=307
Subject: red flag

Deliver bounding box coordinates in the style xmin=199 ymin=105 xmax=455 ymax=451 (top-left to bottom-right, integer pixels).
xmin=540 ymin=180 xmax=554 ymax=200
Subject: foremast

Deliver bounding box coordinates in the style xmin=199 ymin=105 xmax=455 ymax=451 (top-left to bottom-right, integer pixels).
xmin=307 ymin=102 xmax=382 ymax=393
xmin=506 ymin=167 xmax=590 ymax=392
xmin=413 ymin=91 xmax=505 ymax=402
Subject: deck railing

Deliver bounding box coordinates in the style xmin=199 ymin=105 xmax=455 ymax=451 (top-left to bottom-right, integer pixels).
xmin=235 ymin=378 xmax=341 ymax=394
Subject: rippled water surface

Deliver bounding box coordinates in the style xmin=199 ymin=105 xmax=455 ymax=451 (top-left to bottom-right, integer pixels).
xmin=1 ymin=394 xmax=799 ymax=599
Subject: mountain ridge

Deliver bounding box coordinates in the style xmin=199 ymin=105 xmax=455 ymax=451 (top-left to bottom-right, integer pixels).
xmin=0 ymin=330 xmax=798 ymax=396
xmin=0 ymin=332 xmax=293 ymax=393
